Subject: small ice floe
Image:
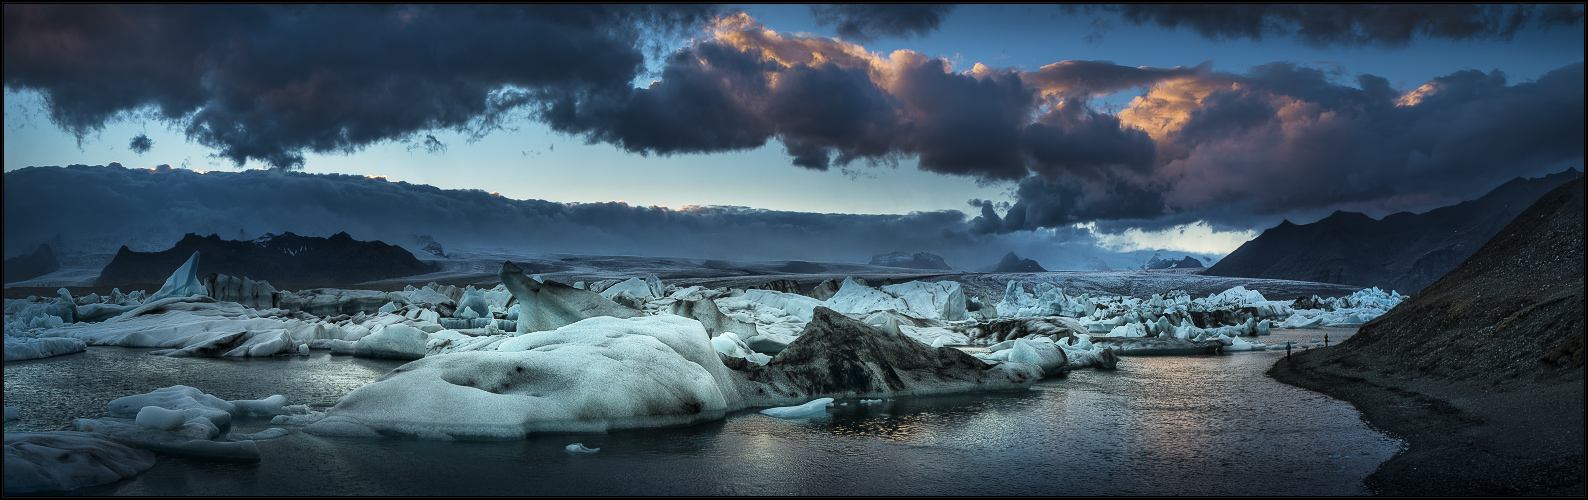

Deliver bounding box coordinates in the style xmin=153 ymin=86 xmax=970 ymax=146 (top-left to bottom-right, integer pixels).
xmin=859 ymin=399 xmax=883 ymax=404
xmin=4 ymin=406 xmax=19 ymax=421
xmin=228 ymin=428 xmax=290 ymax=441
xmin=760 ymin=398 xmax=835 ymax=418
xmin=565 ymin=443 xmax=600 ymax=453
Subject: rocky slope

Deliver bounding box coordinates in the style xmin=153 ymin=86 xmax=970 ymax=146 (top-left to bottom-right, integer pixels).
xmin=1269 ymin=176 xmax=1584 ymax=495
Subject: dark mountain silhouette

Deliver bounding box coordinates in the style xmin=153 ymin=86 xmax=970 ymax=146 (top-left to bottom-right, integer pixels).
xmin=993 ymin=252 xmax=1047 ymax=272
xmin=95 ymin=232 xmax=438 ymax=287
xmin=869 ymin=251 xmax=952 ymax=270
xmin=1143 ymin=253 xmax=1203 ymax=269
xmin=3 ymin=244 xmax=60 ymax=283
xmin=1206 ymin=168 xmax=1582 ymax=293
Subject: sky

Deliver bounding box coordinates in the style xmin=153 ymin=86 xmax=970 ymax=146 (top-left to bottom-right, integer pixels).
xmin=4 ymin=4 xmax=1584 ymax=264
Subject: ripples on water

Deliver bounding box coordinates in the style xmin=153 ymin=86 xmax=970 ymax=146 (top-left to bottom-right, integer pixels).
xmin=4 ymin=331 xmax=1398 ymax=496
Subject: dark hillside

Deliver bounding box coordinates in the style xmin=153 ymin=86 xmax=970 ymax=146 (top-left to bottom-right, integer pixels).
xmin=1269 ymin=177 xmax=1584 ymax=496
xmin=1207 ymin=169 xmax=1581 ymax=293
xmin=95 ymin=232 xmax=438 ymax=287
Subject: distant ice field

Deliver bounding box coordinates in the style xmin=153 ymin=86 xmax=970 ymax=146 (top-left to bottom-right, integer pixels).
xmin=6 ymin=246 xmax=1363 ymax=301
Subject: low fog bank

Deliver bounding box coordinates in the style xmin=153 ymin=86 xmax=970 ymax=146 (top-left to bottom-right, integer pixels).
xmin=3 ymin=164 xmax=1221 ymax=272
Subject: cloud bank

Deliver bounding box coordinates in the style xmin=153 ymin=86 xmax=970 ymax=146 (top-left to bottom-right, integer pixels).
xmin=1083 ymin=4 xmax=1584 ymax=48
xmin=3 ymin=4 xmax=716 ymax=169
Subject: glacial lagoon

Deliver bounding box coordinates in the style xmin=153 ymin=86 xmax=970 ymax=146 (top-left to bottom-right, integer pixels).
xmin=4 ymin=328 xmax=1399 ymax=496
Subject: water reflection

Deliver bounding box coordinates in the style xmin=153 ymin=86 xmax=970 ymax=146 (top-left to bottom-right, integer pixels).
xmin=4 ymin=341 xmax=1399 ymax=496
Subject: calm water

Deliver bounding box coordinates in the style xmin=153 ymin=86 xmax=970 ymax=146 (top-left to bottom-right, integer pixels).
xmin=5 ymin=328 xmax=1398 ymax=496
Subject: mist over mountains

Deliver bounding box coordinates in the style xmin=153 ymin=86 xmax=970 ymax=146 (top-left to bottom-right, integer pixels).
xmin=3 ymin=164 xmax=1211 ymax=271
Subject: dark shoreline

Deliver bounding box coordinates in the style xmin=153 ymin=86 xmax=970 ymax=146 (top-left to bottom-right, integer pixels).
xmin=1268 ymin=349 xmax=1584 ymax=496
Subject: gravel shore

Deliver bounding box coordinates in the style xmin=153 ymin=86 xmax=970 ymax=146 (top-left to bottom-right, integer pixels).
xmin=1269 ymin=347 xmax=1584 ymax=496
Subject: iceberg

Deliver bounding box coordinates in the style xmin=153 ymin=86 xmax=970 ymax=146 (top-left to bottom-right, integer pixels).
xmin=351 ymin=323 xmax=429 ymax=360
xmin=760 ymin=398 xmax=834 ymax=418
xmin=565 ymin=443 xmax=600 ymax=453
xmin=45 ymin=296 xmax=316 ymax=357
xmin=306 ymin=315 xmax=744 ymax=440
xmin=499 ymin=261 xmax=641 ymax=334
xmin=72 ymin=385 xmax=296 ymax=462
xmin=724 ymin=307 xmax=1042 ymax=402
xmin=144 ymin=251 xmax=207 ymax=303
xmin=742 ymin=288 xmax=823 ymax=323
xmin=3 ymin=335 xmax=86 ymax=361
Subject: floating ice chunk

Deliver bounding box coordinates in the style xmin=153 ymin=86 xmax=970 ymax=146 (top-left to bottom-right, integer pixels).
xmin=271 ymin=412 xmax=328 ymax=426
xmin=456 ymin=288 xmax=491 ymax=318
xmin=135 ymin=405 xmax=187 ymax=431
xmin=228 ymin=428 xmax=290 ymax=441
xmin=859 ymin=399 xmax=882 ymax=404
xmin=230 ymin=395 xmax=288 ymax=416
xmin=742 ymin=289 xmax=823 ymax=322
xmin=601 ymin=277 xmax=658 ymax=301
xmin=5 ymin=406 xmax=20 ymax=421
xmin=75 ymin=302 xmax=138 ymax=323
xmin=760 ymin=398 xmax=834 ymax=418
xmin=107 ymin=385 xmax=236 ymax=439
xmin=880 ymin=281 xmax=968 ymax=321
xmin=3 ymin=431 xmax=157 ymax=493
xmin=565 ymin=443 xmax=600 ymax=453
xmin=352 ymin=324 xmax=429 ymax=360
xmin=145 ymin=251 xmax=208 ymax=303
xmin=500 ymin=262 xmax=641 ymax=334
xmin=1006 ymin=338 xmax=1067 ymax=376
xmin=711 ymin=332 xmax=771 ymax=365
xmin=4 ymin=335 xmax=87 ymax=361
xmin=47 ymin=297 xmax=318 ymax=357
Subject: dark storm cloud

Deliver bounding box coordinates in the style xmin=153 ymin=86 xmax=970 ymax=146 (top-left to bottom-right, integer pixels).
xmin=539 ymin=15 xmax=1162 ymax=181
xmin=1020 ymin=100 xmax=1158 ymax=180
xmin=809 ymin=4 xmax=957 ymax=42
xmin=128 ymin=134 xmax=153 ymax=155
xmin=1089 ymin=4 xmax=1584 ymax=48
xmin=3 ymin=4 xmax=716 ymax=169
xmin=976 ymin=61 xmax=1585 ymax=234
xmin=969 ymin=175 xmax=1167 ymax=235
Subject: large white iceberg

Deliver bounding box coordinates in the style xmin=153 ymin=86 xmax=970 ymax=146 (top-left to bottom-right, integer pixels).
xmin=306 ymin=315 xmax=744 ymax=440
